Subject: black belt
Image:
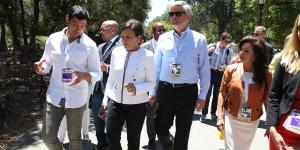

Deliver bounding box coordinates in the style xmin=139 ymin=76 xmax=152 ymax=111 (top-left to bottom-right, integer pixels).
xmin=160 ymin=81 xmax=196 ymax=88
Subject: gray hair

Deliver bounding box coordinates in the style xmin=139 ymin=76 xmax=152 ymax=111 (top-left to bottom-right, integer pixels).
xmin=169 ymin=1 xmax=192 ymax=16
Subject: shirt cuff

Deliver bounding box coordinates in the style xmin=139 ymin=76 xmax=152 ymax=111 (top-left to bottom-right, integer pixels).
xmin=102 ymin=96 xmax=108 ymax=107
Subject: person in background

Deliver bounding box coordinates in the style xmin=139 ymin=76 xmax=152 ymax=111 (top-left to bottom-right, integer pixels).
xmin=34 ymin=5 xmax=101 ymax=150
xmin=254 ymin=26 xmax=274 ymax=65
xmin=266 ymin=14 xmax=300 ymax=150
xmin=141 ymin=21 xmax=165 ymax=149
xmin=268 ymin=34 xmax=291 ymax=74
xmin=201 ymin=32 xmax=233 ymax=123
xmin=91 ymin=20 xmax=121 ymax=150
xmin=216 ymin=35 xmax=272 ymax=150
xmin=98 ymin=19 xmax=156 ymax=150
xmin=150 ymin=1 xmax=210 ymax=150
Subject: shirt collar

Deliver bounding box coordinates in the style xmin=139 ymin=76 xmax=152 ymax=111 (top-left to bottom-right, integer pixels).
xmin=62 ymin=27 xmax=82 ymax=44
xmin=173 ymin=27 xmax=190 ymax=38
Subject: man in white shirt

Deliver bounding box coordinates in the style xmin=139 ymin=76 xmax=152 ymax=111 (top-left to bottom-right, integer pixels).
xmin=150 ymin=1 xmax=210 ymax=150
xmin=34 ymin=5 xmax=101 ymax=150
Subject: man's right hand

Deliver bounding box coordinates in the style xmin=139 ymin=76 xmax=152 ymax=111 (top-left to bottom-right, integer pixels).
xmin=98 ymin=105 xmax=107 ymax=120
xmin=148 ymin=96 xmax=156 ymax=107
xmin=100 ymin=62 xmax=108 ymax=72
xmin=34 ymin=59 xmax=46 ymax=75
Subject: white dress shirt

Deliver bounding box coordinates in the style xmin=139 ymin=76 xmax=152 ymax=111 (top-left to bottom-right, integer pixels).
xmin=102 ymin=46 xmax=156 ymax=106
xmin=151 ymin=27 xmax=210 ymax=100
xmin=41 ymin=27 xmax=101 ymax=108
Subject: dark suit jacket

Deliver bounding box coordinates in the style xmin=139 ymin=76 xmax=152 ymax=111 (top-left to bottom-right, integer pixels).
xmin=264 ymin=41 xmax=274 ymax=65
xmin=93 ymin=36 xmax=122 ymax=94
xmin=266 ymin=63 xmax=300 ymax=126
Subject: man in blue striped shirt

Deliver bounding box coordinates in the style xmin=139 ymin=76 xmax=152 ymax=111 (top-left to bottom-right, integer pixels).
xmin=149 ymin=1 xmax=210 ymax=150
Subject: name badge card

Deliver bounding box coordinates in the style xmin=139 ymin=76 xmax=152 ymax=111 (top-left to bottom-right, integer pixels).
xmin=283 ymin=109 xmax=300 ymax=134
xmin=171 ymin=64 xmax=181 ymax=76
xmin=241 ymin=107 xmax=252 ymax=121
xmin=62 ymin=68 xmax=72 ymax=83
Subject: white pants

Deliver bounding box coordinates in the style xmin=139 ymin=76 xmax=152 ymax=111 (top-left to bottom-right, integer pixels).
xmin=224 ymin=112 xmax=259 ymax=150
xmin=57 ymin=103 xmax=90 ymax=142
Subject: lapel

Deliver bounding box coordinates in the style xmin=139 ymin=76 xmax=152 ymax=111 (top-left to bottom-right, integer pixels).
xmin=101 ymin=36 xmax=121 ymax=62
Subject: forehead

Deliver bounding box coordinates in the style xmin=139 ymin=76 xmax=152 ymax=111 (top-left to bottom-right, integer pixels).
xmin=170 ymin=5 xmax=185 ymax=12
xmin=121 ymin=28 xmax=135 ymax=35
xmin=241 ymin=42 xmax=253 ymax=49
xmin=70 ymin=17 xmax=87 ymax=24
xmin=101 ymin=23 xmax=112 ymax=29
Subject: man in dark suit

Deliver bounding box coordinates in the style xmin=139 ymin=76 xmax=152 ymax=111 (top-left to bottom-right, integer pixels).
xmin=90 ymin=20 xmax=122 ymax=150
xmin=141 ymin=22 xmax=165 ymax=53
xmin=254 ymin=26 xmax=274 ymax=65
xmin=141 ymin=22 xmax=165 ymax=149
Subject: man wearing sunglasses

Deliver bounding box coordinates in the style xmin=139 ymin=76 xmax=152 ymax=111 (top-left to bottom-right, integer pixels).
xmin=141 ymin=21 xmax=165 ymax=149
xmin=254 ymin=26 xmax=274 ymax=65
xmin=149 ymin=1 xmax=210 ymax=150
xmin=201 ymin=32 xmax=233 ymax=123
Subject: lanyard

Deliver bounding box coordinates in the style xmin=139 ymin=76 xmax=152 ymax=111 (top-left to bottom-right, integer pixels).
xmin=174 ymin=31 xmax=189 ymax=63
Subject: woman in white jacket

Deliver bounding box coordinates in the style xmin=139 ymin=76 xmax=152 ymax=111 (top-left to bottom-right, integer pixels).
xmin=98 ymin=19 xmax=156 ymax=150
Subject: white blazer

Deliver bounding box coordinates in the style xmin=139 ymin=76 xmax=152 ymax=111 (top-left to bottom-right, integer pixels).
xmin=102 ymin=46 xmax=156 ymax=106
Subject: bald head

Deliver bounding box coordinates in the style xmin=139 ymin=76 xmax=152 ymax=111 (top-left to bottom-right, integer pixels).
xmin=151 ymin=22 xmax=165 ymax=40
xmin=100 ymin=20 xmax=119 ymax=42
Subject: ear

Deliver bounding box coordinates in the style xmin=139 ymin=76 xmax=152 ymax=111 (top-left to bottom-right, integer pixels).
xmin=65 ymin=15 xmax=70 ymax=24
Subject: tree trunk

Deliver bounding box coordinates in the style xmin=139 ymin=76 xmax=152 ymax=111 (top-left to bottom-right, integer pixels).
xmin=20 ymin=0 xmax=28 ymax=46
xmin=30 ymin=0 xmax=40 ymax=48
xmin=0 ymin=21 xmax=7 ymax=51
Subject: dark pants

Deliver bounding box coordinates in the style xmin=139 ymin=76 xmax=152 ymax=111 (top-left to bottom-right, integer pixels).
xmin=91 ymin=88 xmax=107 ymax=147
xmin=146 ymin=102 xmax=158 ymax=141
xmin=106 ymin=99 xmax=147 ymax=150
xmin=155 ymin=81 xmax=198 ymax=150
xmin=202 ymin=69 xmax=224 ymax=115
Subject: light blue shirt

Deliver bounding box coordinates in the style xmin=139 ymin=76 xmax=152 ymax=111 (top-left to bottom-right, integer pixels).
xmin=151 ymin=27 xmax=210 ymax=100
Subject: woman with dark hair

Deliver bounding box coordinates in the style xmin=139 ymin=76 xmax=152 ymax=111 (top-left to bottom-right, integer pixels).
xmin=267 ymin=14 xmax=300 ymax=150
xmin=98 ymin=19 xmax=156 ymax=150
xmin=216 ymin=36 xmax=272 ymax=150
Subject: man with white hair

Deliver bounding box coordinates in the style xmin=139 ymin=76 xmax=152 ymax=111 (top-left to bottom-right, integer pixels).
xmin=150 ymin=1 xmax=210 ymax=150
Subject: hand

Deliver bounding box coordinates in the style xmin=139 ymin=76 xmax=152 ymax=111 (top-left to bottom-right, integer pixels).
xmin=196 ymin=99 xmax=205 ymax=112
xmin=270 ymin=127 xmax=293 ymax=150
xmin=124 ymin=83 xmax=136 ymax=96
xmin=216 ymin=118 xmax=224 ymax=131
xmin=34 ymin=59 xmax=47 ymax=75
xmin=98 ymin=105 xmax=107 ymax=120
xmin=100 ymin=62 xmax=108 ymax=72
xmin=148 ymin=96 xmax=156 ymax=107
xmin=68 ymin=71 xmax=91 ymax=86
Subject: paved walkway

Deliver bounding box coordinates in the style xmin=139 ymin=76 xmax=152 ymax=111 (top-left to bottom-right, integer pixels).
xmin=6 ymin=111 xmax=268 ymax=150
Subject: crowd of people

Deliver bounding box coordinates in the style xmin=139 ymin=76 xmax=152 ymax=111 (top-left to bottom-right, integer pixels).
xmin=33 ymin=1 xmax=300 ymax=150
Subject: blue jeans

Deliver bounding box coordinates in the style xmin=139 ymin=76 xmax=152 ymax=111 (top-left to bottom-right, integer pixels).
xmin=91 ymin=89 xmax=107 ymax=147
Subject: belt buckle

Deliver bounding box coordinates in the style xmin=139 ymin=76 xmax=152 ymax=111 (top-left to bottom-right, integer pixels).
xmin=172 ymin=83 xmax=176 ymax=88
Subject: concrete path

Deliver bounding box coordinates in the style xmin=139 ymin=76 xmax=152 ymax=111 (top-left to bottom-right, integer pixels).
xmin=6 ymin=110 xmax=268 ymax=150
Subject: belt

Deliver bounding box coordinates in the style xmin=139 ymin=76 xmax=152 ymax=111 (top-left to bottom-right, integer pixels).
xmin=211 ymin=68 xmax=224 ymax=72
xmin=160 ymin=81 xmax=196 ymax=88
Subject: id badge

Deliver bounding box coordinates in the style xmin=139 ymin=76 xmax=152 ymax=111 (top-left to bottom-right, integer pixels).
xmin=171 ymin=64 xmax=181 ymax=76
xmin=283 ymin=109 xmax=300 ymax=134
xmin=241 ymin=107 xmax=252 ymax=120
xmin=62 ymin=68 xmax=72 ymax=83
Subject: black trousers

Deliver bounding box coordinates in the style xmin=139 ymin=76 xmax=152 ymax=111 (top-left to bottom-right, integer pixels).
xmin=106 ymin=99 xmax=146 ymax=150
xmin=202 ymin=69 xmax=224 ymax=115
xmin=155 ymin=81 xmax=198 ymax=150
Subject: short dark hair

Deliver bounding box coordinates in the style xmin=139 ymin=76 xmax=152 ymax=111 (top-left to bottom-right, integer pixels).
xmin=121 ymin=19 xmax=144 ymax=36
xmin=220 ymin=32 xmax=232 ymax=41
xmin=67 ymin=5 xmax=89 ymax=20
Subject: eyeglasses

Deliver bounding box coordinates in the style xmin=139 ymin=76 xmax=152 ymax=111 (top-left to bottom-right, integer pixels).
xmin=254 ymin=33 xmax=260 ymax=36
xmin=168 ymin=12 xmax=186 ymax=17
xmin=154 ymin=28 xmax=165 ymax=32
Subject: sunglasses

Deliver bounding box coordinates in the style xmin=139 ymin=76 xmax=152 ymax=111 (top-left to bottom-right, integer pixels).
xmin=168 ymin=12 xmax=186 ymax=17
xmin=154 ymin=28 xmax=165 ymax=32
